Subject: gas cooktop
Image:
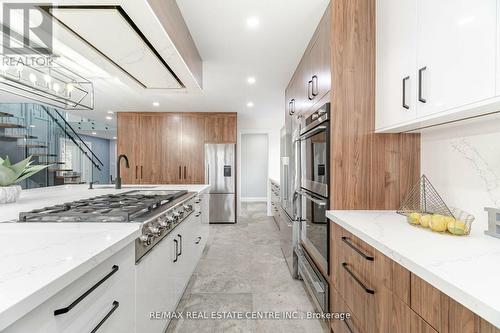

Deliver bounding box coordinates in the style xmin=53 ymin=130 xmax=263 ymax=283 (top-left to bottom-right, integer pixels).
xmin=18 ymin=190 xmax=188 ymax=223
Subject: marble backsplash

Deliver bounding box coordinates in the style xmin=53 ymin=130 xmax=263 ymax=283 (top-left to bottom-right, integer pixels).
xmin=421 ymin=114 xmax=500 ymax=233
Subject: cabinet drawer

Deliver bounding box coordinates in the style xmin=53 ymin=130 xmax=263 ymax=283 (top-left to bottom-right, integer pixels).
xmin=5 ymin=244 xmax=135 ymax=333
xmin=330 ymin=285 xmax=365 ymax=333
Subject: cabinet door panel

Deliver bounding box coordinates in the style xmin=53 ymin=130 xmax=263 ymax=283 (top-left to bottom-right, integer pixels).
xmin=139 ymin=115 xmax=163 ymax=184
xmin=117 ymin=114 xmax=140 ymax=184
xmin=310 ymin=8 xmax=331 ymax=103
xmin=182 ymin=115 xmax=205 ymax=184
xmin=376 ymin=0 xmax=418 ymax=130
xmin=416 ymin=0 xmax=496 ymax=117
xmin=161 ymin=114 xmax=183 ymax=184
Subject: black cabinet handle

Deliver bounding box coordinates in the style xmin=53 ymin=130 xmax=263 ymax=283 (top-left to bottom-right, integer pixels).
xmin=173 ymin=239 xmax=178 ymax=262
xmin=312 ymin=75 xmax=319 ymax=96
xmin=291 ymin=99 xmax=295 ymax=114
xmin=342 ymin=262 xmax=375 ymax=294
xmin=195 ymin=236 xmax=202 ymax=244
xmin=90 ymin=301 xmax=119 ymax=333
xmin=341 ymin=236 xmax=374 ymax=261
xmin=140 ymin=166 xmax=143 ymax=179
xmin=308 ymin=80 xmax=313 ymax=100
xmin=54 ymin=265 xmax=119 ymax=316
xmin=418 ymin=66 xmax=427 ymax=103
xmin=135 ymin=166 xmax=138 ymax=179
xmin=177 ymin=234 xmax=182 ymax=256
xmin=195 ymin=212 xmax=201 ymax=217
xmin=178 ymin=166 xmax=181 ymax=179
xmin=343 ymin=319 xmax=355 ymax=333
xmin=288 ymin=100 xmax=294 ymax=115
xmin=184 ymin=166 xmax=187 ymax=180
xmin=402 ymin=76 xmax=410 ymax=109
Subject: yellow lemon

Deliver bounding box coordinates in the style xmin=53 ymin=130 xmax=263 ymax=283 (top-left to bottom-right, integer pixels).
xmin=430 ymin=214 xmax=447 ymax=232
xmin=408 ymin=212 xmax=421 ymax=225
xmin=420 ymin=214 xmax=431 ymax=228
xmin=448 ymin=219 xmax=467 ymax=235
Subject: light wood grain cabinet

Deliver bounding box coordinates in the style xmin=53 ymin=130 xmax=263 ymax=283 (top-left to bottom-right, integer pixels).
xmin=330 ymin=222 xmax=500 ymax=333
xmin=118 ymin=112 xmax=236 ymax=185
xmin=204 ymin=113 xmax=237 ymax=143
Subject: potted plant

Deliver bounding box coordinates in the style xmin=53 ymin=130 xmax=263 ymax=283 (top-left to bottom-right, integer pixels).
xmin=0 ymin=155 xmax=51 ymax=204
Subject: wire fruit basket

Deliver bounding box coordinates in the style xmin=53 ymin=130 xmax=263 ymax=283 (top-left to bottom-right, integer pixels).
xmin=397 ymin=175 xmax=474 ymax=236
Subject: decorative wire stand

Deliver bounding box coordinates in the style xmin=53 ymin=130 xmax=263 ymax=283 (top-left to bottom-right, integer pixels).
xmin=397 ymin=175 xmax=454 ymax=218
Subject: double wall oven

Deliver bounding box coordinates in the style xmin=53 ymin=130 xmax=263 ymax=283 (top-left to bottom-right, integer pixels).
xmin=296 ymin=102 xmax=330 ymax=313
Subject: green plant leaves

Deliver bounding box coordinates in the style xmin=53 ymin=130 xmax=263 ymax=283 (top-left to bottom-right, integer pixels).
xmin=0 ymin=155 xmax=52 ymax=186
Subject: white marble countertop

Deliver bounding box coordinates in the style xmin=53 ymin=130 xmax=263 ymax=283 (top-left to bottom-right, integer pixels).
xmin=326 ymin=210 xmax=500 ymax=329
xmin=0 ymin=184 xmax=210 ymax=330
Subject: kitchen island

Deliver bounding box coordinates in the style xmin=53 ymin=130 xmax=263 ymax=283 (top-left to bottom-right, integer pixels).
xmin=326 ymin=210 xmax=500 ymax=331
xmin=0 ymin=184 xmax=210 ymax=332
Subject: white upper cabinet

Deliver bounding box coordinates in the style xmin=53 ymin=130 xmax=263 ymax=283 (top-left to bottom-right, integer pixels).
xmin=376 ymin=0 xmax=499 ymax=132
xmin=416 ymin=0 xmax=497 ymax=118
xmin=376 ymin=0 xmax=418 ymax=129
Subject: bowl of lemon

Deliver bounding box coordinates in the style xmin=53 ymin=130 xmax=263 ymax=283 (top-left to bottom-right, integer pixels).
xmin=406 ymin=208 xmax=474 ymax=236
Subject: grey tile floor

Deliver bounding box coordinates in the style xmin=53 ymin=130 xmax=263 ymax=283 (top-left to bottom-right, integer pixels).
xmin=166 ymin=202 xmax=328 ymax=333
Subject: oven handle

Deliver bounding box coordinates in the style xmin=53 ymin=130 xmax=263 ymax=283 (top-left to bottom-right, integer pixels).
xmin=298 ymin=125 xmax=327 ymax=141
xmin=297 ymin=189 xmax=327 ymax=206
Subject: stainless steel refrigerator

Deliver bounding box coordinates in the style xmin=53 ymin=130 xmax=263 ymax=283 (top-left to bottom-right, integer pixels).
xmin=205 ymin=143 xmax=236 ymax=223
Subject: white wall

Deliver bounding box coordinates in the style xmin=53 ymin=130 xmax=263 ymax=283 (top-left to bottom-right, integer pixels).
xmin=109 ymin=139 xmax=117 ymax=180
xmin=421 ymin=114 xmax=500 ymax=235
xmin=241 ymin=134 xmax=269 ymax=199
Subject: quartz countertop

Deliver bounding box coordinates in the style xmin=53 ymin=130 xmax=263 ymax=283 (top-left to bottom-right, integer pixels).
xmin=0 ymin=184 xmax=210 ymax=330
xmin=326 ymin=210 xmax=500 ymax=329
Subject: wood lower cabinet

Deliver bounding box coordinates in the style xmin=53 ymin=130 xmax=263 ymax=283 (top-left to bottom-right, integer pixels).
xmin=330 ymin=221 xmax=500 ymax=333
xmin=117 ymin=112 xmax=236 ymax=185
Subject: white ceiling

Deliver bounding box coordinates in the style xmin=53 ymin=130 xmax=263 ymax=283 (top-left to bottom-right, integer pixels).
xmin=0 ymin=0 xmax=330 ymax=130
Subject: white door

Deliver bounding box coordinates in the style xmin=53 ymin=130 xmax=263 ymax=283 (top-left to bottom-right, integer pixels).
xmin=375 ymin=0 xmax=418 ymax=130
xmin=416 ymin=0 xmax=496 ymax=118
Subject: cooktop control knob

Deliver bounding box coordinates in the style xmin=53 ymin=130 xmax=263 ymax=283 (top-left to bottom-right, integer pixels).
xmin=148 ymin=225 xmax=161 ymax=236
xmin=173 ymin=211 xmax=181 ymax=219
xmin=139 ymin=234 xmax=153 ymax=246
xmin=158 ymin=218 xmax=168 ymax=229
xmin=166 ymin=215 xmax=175 ymax=223
xmin=183 ymin=204 xmax=193 ymax=212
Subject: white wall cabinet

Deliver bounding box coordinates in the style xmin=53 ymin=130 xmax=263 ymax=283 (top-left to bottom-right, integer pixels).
xmin=376 ymin=0 xmax=498 ymax=132
xmin=376 ymin=0 xmax=418 ymax=129
xmin=5 ymin=244 xmax=135 ymax=333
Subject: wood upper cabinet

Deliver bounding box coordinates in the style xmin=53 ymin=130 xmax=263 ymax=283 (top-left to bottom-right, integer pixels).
xmin=181 ymin=115 xmax=205 ymax=183
xmin=139 ymin=114 xmax=165 ymax=184
xmin=204 ymin=113 xmax=237 ymax=143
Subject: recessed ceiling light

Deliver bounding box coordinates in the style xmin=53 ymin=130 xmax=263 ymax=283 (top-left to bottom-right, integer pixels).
xmin=247 ymin=76 xmax=256 ymax=85
xmin=246 ymin=102 xmax=254 ymax=108
xmin=113 ymin=136 xmax=117 ymax=140
xmin=107 ymin=110 xmax=114 ymax=114
xmin=246 ymin=16 xmax=260 ymax=29
xmin=92 ymin=132 xmax=97 ymax=135
xmin=152 ymin=102 xmax=160 ymax=107
xmin=106 ymin=116 xmax=113 ymax=120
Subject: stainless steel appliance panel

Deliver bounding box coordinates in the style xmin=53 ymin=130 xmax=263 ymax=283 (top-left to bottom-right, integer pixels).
xmin=279 ymin=207 xmax=300 ymax=278
xmin=205 ymin=144 xmax=235 ymax=194
xmin=296 ymin=247 xmax=328 ymax=313
xmin=298 ymin=189 xmax=328 ymax=274
xmin=208 ymin=193 xmax=236 ymax=223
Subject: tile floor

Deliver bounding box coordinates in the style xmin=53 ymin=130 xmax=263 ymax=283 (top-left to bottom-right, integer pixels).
xmin=166 ymin=202 xmax=328 ymax=333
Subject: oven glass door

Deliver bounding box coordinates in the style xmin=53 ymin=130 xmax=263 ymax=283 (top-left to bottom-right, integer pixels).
xmin=300 ymin=124 xmax=328 ymax=197
xmin=299 ymin=190 xmax=328 ymax=274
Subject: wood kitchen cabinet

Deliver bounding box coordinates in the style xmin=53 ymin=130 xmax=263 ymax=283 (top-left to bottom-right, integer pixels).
xmin=330 ymin=221 xmax=500 ymax=333
xmin=204 ymin=113 xmax=237 ymax=143
xmin=118 ymin=112 xmax=236 ymax=184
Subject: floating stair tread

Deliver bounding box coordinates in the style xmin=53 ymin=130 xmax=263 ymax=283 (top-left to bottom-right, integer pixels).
xmin=1 ymin=135 xmax=38 ymax=139
xmin=0 ymin=112 xmax=14 ymax=117
xmin=0 ymin=124 xmax=25 ymax=129
xmin=41 ymin=162 xmax=65 ymax=165
xmin=17 ymin=144 xmax=48 ymax=148
xmin=32 ymin=153 xmax=58 ymax=157
xmin=49 ymin=169 xmax=73 ymax=172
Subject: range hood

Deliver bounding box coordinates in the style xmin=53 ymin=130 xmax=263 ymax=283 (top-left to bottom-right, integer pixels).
xmin=46 ymin=4 xmax=202 ymax=90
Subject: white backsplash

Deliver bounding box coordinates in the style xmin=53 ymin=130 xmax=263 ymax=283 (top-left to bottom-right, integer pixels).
xmin=421 ymin=114 xmax=500 ymax=233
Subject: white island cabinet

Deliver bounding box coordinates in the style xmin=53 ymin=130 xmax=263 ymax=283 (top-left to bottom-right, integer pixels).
xmin=376 ymin=0 xmax=498 ymax=132
xmin=4 ymin=243 xmax=136 ymax=333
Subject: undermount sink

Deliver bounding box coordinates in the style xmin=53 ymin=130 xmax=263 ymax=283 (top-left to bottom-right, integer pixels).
xmin=93 ymin=185 xmax=158 ymax=190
